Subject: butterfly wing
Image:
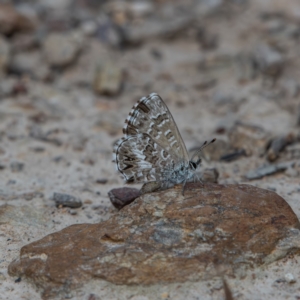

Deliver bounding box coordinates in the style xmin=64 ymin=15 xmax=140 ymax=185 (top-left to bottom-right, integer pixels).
xmin=113 ymin=133 xmax=179 ymax=183
xmin=123 ymin=93 xmax=189 ymax=162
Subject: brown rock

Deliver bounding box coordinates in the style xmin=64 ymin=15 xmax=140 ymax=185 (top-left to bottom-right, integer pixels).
xmin=8 ymin=183 xmax=300 ymax=298
xmin=108 ymin=187 xmax=140 ymax=210
xmin=0 ymin=4 xmax=35 ymax=35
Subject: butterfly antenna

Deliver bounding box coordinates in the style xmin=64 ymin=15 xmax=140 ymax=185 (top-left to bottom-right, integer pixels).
xmin=191 ymin=138 xmax=216 ymax=161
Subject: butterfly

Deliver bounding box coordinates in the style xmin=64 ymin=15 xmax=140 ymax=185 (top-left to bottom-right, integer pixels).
xmin=113 ymin=93 xmax=215 ymax=194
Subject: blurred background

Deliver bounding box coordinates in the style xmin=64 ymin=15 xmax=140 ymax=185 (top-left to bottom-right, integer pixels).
xmin=0 ymin=0 xmax=300 ymax=209
xmin=1 ymin=0 xmax=300 ymax=298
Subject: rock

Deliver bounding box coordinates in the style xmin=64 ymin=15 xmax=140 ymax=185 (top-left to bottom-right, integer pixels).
xmin=108 ymin=187 xmax=140 ymax=210
xmin=8 ymin=183 xmax=300 ymax=298
xmin=52 ymin=192 xmax=82 ymax=208
xmin=95 ymin=178 xmax=108 ymax=184
xmin=93 ymin=61 xmax=123 ymax=95
xmin=245 ymin=162 xmax=294 ymax=180
xmin=0 ymin=36 xmax=10 ymax=75
xmin=267 ymin=132 xmax=296 ymax=161
xmin=0 ymin=3 xmax=35 ymax=35
xmin=228 ymin=122 xmax=269 ymax=156
xmin=284 ymin=273 xmax=296 ymax=283
xmin=43 ymin=33 xmax=82 ymax=67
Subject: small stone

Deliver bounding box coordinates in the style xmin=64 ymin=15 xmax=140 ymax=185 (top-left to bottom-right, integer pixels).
xmin=108 ymin=187 xmax=140 ymax=210
xmin=284 ymin=273 xmax=296 ymax=283
xmin=53 ymin=193 xmax=82 ymax=208
xmin=0 ymin=3 xmax=35 ymax=35
xmin=8 ymin=184 xmax=300 ymax=298
xmin=93 ymin=61 xmax=123 ymax=96
xmin=43 ymin=33 xmax=82 ymax=67
xmin=267 ymin=133 xmax=295 ymax=162
xmin=95 ymin=178 xmax=108 ymax=184
xmin=10 ymin=161 xmax=24 ymax=172
xmin=68 ymin=209 xmax=78 ymax=216
xmin=245 ymin=162 xmax=293 ymax=180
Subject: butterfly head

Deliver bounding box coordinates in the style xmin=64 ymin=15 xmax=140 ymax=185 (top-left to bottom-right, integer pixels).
xmin=189 ymin=138 xmax=216 ymax=170
xmin=189 ymin=159 xmax=201 ymax=171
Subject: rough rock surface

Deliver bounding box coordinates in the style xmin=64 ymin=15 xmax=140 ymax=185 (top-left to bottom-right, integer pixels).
xmin=8 ymin=183 xmax=300 ymax=298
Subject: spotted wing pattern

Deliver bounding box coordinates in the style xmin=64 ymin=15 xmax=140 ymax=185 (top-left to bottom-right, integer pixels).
xmin=113 ymin=93 xmax=189 ymax=184
xmin=114 ymin=133 xmax=178 ymax=183
xmin=123 ymin=93 xmax=189 ymax=161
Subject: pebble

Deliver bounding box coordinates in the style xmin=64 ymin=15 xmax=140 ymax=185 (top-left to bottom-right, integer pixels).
xmin=68 ymin=209 xmax=78 ymax=215
xmin=267 ymin=133 xmax=295 ymax=162
xmin=43 ymin=33 xmax=82 ymax=67
xmin=0 ymin=3 xmax=35 ymax=35
xmin=245 ymin=162 xmax=293 ymax=180
xmin=53 ymin=193 xmax=82 ymax=208
xmin=95 ymin=178 xmax=108 ymax=184
xmin=108 ymin=187 xmax=140 ymax=210
xmin=284 ymin=273 xmax=296 ymax=283
xmin=93 ymin=61 xmax=123 ymax=95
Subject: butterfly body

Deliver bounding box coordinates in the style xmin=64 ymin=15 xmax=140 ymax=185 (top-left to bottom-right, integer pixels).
xmin=113 ymin=93 xmax=214 ymax=193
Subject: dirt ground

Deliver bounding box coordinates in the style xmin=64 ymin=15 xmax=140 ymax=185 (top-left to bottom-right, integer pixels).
xmin=0 ymin=0 xmax=300 ymax=299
